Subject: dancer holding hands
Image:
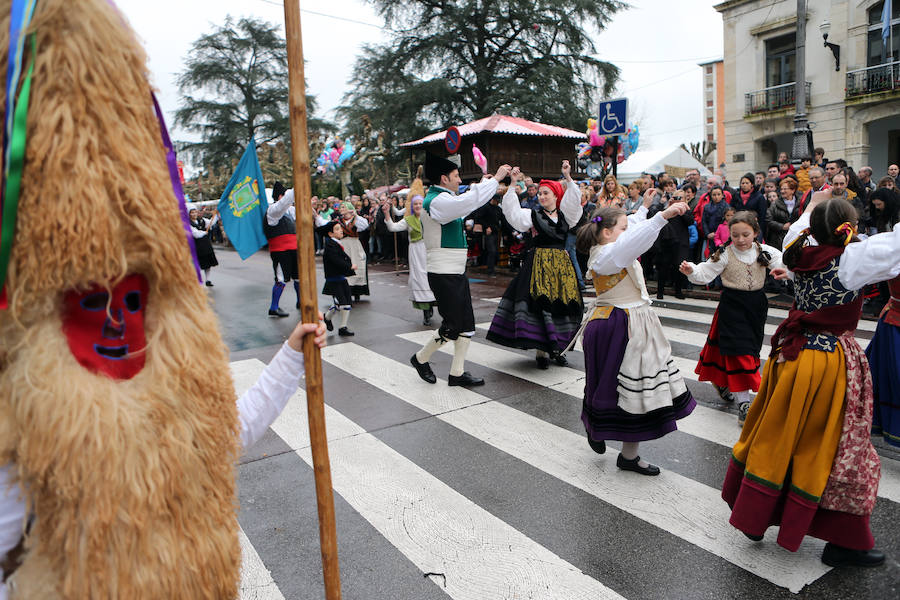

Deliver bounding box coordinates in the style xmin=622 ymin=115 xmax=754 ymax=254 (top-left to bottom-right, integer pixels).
xmin=486 ymin=161 xmax=583 ymax=368
xmin=571 ymin=190 xmax=696 ymax=475
xmin=679 ymin=211 xmax=784 ymax=424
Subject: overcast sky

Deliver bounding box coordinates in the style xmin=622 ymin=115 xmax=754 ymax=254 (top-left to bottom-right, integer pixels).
xmin=116 ymin=0 xmax=724 ymax=158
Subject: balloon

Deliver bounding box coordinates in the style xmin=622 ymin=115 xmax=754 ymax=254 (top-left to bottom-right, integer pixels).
xmin=472 ymin=143 xmax=488 ymax=174
xmin=337 ymin=141 xmax=355 ymax=166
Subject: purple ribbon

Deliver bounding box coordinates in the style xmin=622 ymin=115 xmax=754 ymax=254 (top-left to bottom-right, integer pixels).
xmin=151 ymin=93 xmax=202 ymax=283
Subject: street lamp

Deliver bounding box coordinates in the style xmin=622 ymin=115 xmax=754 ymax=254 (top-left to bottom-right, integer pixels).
xmin=820 ymin=20 xmax=841 ymax=71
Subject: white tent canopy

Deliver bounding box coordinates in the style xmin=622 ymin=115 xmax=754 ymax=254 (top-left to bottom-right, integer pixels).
xmin=614 ymin=148 xmax=713 ymax=184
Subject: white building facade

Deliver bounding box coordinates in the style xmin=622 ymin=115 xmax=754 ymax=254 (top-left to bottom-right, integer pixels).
xmin=715 ymin=0 xmax=900 ymax=176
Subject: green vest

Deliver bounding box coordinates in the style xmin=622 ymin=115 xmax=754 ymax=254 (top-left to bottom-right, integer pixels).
xmin=423 ymin=187 xmax=467 ymax=248
xmin=404 ymin=214 xmax=423 ymax=243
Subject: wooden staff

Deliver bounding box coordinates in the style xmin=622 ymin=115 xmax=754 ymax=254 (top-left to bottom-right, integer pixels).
xmin=283 ymin=1 xmax=342 ymax=598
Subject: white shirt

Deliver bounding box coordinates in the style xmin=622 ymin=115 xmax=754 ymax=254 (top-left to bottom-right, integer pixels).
xmin=190 ymin=215 xmax=219 ymax=239
xmin=587 ymin=206 xmax=664 ymax=276
xmin=784 ymin=211 xmax=900 ymax=290
xmin=501 ymin=180 xmax=582 ymax=233
xmin=684 ymin=243 xmax=784 ymax=285
xmin=267 ymin=189 xmax=296 ymax=226
xmin=0 ymin=342 xmax=307 ymax=591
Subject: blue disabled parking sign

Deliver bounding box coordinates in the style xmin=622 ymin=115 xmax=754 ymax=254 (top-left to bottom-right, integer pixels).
xmin=598 ymin=98 xmax=627 ymax=136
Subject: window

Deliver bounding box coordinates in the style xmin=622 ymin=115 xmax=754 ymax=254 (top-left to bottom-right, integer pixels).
xmin=867 ymin=1 xmax=900 ymax=66
xmin=707 ymin=100 xmax=714 ymax=107
xmin=766 ymin=33 xmax=796 ymax=87
xmin=706 ymin=65 xmax=713 ymax=74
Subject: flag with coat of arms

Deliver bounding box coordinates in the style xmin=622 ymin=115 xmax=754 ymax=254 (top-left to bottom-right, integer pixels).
xmin=217 ymin=141 xmax=269 ymax=259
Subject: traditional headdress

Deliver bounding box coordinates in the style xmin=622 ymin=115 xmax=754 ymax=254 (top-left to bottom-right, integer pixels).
xmin=538 ymin=179 xmax=564 ymax=208
xmin=424 ymin=152 xmax=460 ymax=184
xmin=272 ymin=180 xmax=287 ymax=201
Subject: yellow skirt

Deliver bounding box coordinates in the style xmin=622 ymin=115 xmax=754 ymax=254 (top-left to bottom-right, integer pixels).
xmin=529 ymin=247 xmax=580 ymax=310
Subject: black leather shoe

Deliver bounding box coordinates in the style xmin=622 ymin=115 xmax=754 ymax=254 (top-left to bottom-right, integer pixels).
xmin=674 ymin=291 xmax=685 ymax=300
xmin=821 ymin=543 xmax=886 ymax=567
xmin=536 ymin=355 xmax=550 ymax=369
xmin=448 ymin=372 xmax=484 ymax=387
xmin=338 ymin=327 xmax=354 ymax=337
xmin=324 ymin=317 xmax=333 ymax=331
xmin=587 ymin=433 xmax=606 ymax=455
xmin=205 ymin=280 xmax=214 ymax=287
xmin=552 ymin=353 xmax=568 ymax=367
xmin=616 ymin=454 xmax=661 ymax=476
xmin=268 ymin=308 xmax=289 ymax=318
xmin=656 ymin=291 xmax=664 ymax=300
xmin=743 ymin=531 xmax=764 ymax=542
xmin=410 ymin=354 xmax=436 ymax=384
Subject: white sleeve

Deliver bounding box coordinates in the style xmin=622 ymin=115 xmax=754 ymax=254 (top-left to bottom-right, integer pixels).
xmin=783 ymin=211 xmax=816 ymax=249
xmin=838 ymin=223 xmax=900 ymax=290
xmin=353 ymin=214 xmax=369 ymax=231
xmin=384 ymin=217 xmax=409 ymax=233
xmin=427 ymin=179 xmax=499 ymax=224
xmin=761 ymin=244 xmax=785 ymax=271
xmin=237 ymin=342 xmax=305 ymax=450
xmin=588 ymin=213 xmax=667 ymax=275
xmin=0 ymin=465 xmax=25 ymax=587
xmin=627 ymin=205 xmax=649 ymax=226
xmin=391 ymin=206 xmax=405 ymax=218
xmin=501 ymin=185 xmax=533 ymax=232
xmin=686 ymin=252 xmax=728 ymax=284
xmin=314 ymin=213 xmax=329 ymax=227
xmin=559 ymin=180 xmax=583 ymax=227
xmin=191 ymin=226 xmax=208 ymax=239
xmin=267 ymin=189 xmax=296 ymax=226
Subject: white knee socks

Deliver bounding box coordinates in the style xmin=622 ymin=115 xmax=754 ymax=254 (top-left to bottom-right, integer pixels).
xmin=450 ymin=337 xmax=471 ymax=377
xmin=324 ymin=305 xmax=338 ymax=321
xmin=416 ymin=331 xmax=447 ymax=363
xmin=339 ymin=307 xmax=350 ymax=328
xmin=734 ymin=390 xmax=751 ymax=404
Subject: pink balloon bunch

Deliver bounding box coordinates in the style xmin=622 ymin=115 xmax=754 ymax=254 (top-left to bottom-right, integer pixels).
xmin=472 ymin=143 xmax=488 ymax=174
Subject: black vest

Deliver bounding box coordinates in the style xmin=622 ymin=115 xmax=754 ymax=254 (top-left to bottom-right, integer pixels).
xmin=264 ymin=213 xmax=296 ymax=240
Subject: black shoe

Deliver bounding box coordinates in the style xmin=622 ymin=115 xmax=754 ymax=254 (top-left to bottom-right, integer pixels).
xmin=536 ymin=355 xmax=550 ymax=369
xmin=268 ymin=308 xmax=289 ymax=318
xmin=616 ymin=454 xmax=661 ymax=476
xmin=448 ymin=372 xmax=484 ymax=387
xmin=714 ymin=384 xmax=735 ymax=402
xmin=353 ymin=295 xmax=361 ymax=303
xmin=587 ymin=432 xmax=606 ymax=455
xmin=205 ymin=280 xmax=214 ymax=287
xmin=552 ymin=353 xmax=568 ymax=367
xmin=743 ymin=531 xmax=764 ymax=542
xmin=410 ymin=354 xmax=436 ymax=384
xmin=338 ymin=327 xmax=354 ymax=337
xmin=324 ymin=318 xmax=333 ymax=331
xmin=674 ymin=291 xmax=685 ymax=300
xmin=821 ymin=543 xmax=886 ymax=568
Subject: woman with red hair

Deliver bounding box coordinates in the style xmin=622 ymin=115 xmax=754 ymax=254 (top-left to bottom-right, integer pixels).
xmin=486 ymin=162 xmax=583 ymax=368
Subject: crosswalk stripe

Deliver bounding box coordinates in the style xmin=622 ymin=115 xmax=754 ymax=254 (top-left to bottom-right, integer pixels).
xmin=323 ymin=344 xmax=831 ymax=593
xmin=239 ymin=526 xmax=286 ymax=600
xmin=656 ymin=299 xmax=878 ymax=332
xmin=652 ymin=304 xmax=877 ymax=337
xmin=231 ymin=359 xmax=627 ymax=600
xmin=395 ymin=331 xmax=900 ymax=505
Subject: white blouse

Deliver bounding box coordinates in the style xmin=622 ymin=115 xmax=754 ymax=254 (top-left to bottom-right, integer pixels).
xmin=684 ymin=243 xmax=784 ymax=285
xmin=501 ymin=180 xmax=582 ymax=233
xmin=587 ymin=206 xmax=665 ymax=276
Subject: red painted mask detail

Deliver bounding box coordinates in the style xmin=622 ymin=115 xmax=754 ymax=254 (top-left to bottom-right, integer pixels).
xmin=62 ymin=274 xmax=149 ymax=380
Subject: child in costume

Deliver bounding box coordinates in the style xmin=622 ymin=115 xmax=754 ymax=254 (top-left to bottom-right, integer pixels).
xmin=571 ymin=194 xmax=696 ymax=475
xmin=866 ymin=273 xmax=900 ymax=448
xmin=679 ymin=212 xmax=783 ymax=424
xmin=382 ymin=173 xmax=437 ymax=325
xmin=486 ymin=162 xmax=583 ymax=368
xmin=189 ymin=206 xmax=219 ymax=286
xmin=337 ymin=202 xmax=370 ymax=302
xmin=722 ymin=193 xmax=900 ymax=568
xmin=0 ymin=2 xmax=327 ymax=596
xmin=319 ymin=221 xmax=357 ymax=337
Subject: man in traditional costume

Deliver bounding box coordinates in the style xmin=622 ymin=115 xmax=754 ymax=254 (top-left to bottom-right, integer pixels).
xmin=0 ymin=1 xmax=325 ymax=596
xmin=265 ymin=181 xmax=303 ymax=316
xmin=409 ymin=153 xmax=509 ymax=386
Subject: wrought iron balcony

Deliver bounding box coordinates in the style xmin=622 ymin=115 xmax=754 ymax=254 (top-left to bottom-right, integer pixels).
xmin=744 ymin=82 xmax=811 ymax=116
xmin=846 ymin=61 xmax=900 ymax=98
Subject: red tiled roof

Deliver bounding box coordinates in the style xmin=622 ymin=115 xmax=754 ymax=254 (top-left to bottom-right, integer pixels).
xmin=399 ymin=114 xmax=586 ymax=147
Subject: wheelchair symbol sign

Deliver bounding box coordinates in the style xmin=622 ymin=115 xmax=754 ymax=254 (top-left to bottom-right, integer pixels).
xmin=598 ymin=98 xmax=627 ymax=136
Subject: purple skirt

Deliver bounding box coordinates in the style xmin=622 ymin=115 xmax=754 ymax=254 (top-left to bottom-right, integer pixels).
xmin=581 ymin=307 xmax=695 ymax=443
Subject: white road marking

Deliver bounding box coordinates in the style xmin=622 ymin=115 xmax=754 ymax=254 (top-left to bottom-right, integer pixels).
xmin=325 ymin=345 xmax=832 ymax=593
xmin=238 ymin=526 xmax=287 ymax=600
xmin=232 ymin=359 xmax=627 ymax=600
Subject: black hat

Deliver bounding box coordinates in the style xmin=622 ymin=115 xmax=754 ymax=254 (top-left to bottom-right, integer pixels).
xmin=272 ymin=181 xmax=287 ymax=201
xmin=316 ymin=220 xmax=339 ymax=237
xmin=424 ymin=152 xmax=461 ymax=183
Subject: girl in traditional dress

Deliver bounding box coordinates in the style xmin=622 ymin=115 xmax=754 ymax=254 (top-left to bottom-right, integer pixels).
xmin=338 ymin=202 xmax=370 ymax=302
xmin=486 ymin=162 xmax=583 ymax=369
xmin=723 ymin=193 xmax=900 ymax=567
xmin=319 ymin=220 xmax=357 ymax=337
xmin=382 ymin=175 xmax=437 ymax=325
xmin=189 ymin=207 xmax=219 ymax=286
xmin=571 ymin=195 xmax=696 ymax=475
xmin=679 ymin=211 xmax=783 ymax=424
xmin=866 ymin=273 xmax=900 ymax=449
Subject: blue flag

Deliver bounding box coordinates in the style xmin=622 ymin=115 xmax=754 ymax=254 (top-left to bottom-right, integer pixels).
xmin=218 ymin=142 xmax=268 ymax=259
xmin=883 ymin=0 xmax=892 ymax=42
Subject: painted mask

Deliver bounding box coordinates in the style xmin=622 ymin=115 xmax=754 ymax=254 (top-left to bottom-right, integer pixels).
xmin=62 ymin=274 xmax=149 ymax=380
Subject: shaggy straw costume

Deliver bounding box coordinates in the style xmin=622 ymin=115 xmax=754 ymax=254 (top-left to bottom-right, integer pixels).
xmin=0 ymin=1 xmax=241 ymax=597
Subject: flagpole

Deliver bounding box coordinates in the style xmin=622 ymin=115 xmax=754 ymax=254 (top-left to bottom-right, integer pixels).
xmin=282 ymin=2 xmax=342 ymax=599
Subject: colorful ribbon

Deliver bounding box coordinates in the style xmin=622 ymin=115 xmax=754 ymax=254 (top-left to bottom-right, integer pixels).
xmin=151 ymin=93 xmax=202 ymax=283
xmin=834 ymin=221 xmax=855 ymax=246
xmin=0 ymin=0 xmax=38 ymax=308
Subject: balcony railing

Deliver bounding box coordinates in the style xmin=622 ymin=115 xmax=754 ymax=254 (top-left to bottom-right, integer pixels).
xmin=846 ymin=61 xmax=900 ymax=98
xmin=744 ymin=82 xmax=811 ymax=116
